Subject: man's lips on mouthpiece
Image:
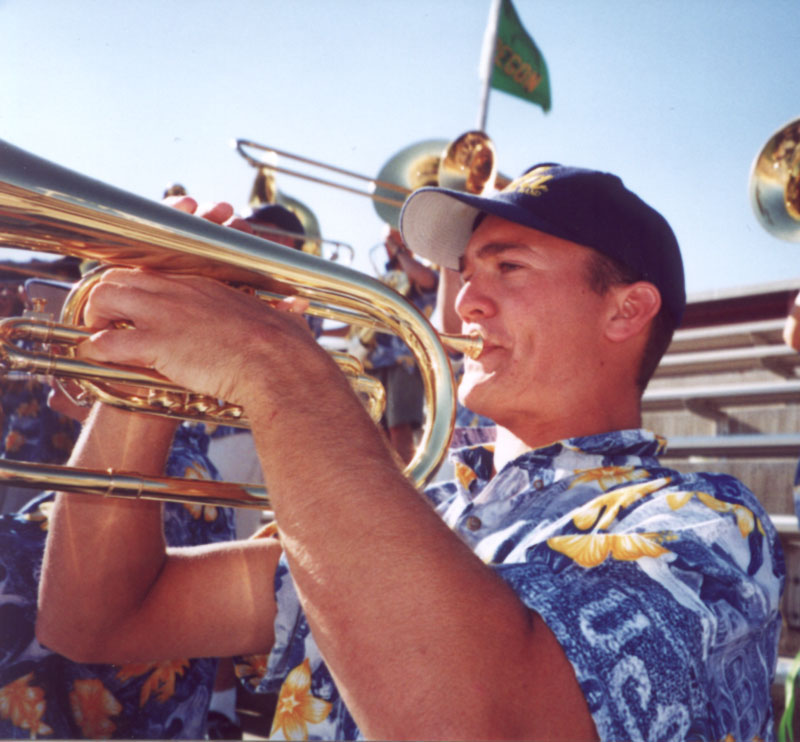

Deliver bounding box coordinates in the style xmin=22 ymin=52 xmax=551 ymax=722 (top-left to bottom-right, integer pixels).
xmin=471 ymin=334 xmax=505 ymax=361
xmin=461 ymin=326 xmax=509 ymax=363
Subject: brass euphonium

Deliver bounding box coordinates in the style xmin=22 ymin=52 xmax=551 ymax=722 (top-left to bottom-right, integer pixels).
xmin=0 ymin=139 xmax=481 ymax=509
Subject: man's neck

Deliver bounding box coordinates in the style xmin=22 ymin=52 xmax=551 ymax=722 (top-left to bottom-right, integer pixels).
xmin=483 ymin=378 xmax=645 ymax=475
xmin=491 ymin=413 xmax=643 ymax=476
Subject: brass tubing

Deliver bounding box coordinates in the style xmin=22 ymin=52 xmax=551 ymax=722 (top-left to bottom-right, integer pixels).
xmin=0 ymin=317 xmax=388 ymax=426
xmin=0 ymin=459 xmax=270 ymax=510
xmin=0 ymin=138 xmax=483 ymax=496
xmin=0 ymin=317 xmax=183 ymax=388
xmin=254 ymin=289 xmax=483 ymax=359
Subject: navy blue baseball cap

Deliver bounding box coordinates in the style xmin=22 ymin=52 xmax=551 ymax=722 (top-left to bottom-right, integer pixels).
xmin=400 ymin=164 xmax=686 ymax=325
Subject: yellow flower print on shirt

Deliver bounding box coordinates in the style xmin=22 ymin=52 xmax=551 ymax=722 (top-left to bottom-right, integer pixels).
xmin=271 ymin=658 xmax=332 ymax=741
xmin=548 ymin=478 xmax=674 ymax=567
xmin=0 ymin=672 xmax=53 ymax=737
xmin=69 ymin=678 xmax=122 ymax=739
xmin=234 ymin=654 xmax=269 ymax=689
xmin=570 ymin=465 xmax=642 ymax=492
xmin=183 ymin=503 xmax=219 ymax=521
xmin=4 ymin=429 xmax=25 ymax=454
xmin=665 ymin=490 xmax=693 ymax=510
xmin=548 ymin=532 xmax=669 ymax=567
xmin=116 ymin=659 xmax=190 ymax=706
xmin=455 ymin=460 xmax=478 ymax=492
xmin=570 ymin=477 xmax=672 ymax=531
xmin=22 ymin=499 xmax=54 ymax=531
xmin=667 ymin=490 xmax=760 ymax=538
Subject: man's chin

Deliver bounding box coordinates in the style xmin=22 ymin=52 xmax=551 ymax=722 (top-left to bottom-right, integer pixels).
xmin=457 ymin=377 xmax=495 ymax=419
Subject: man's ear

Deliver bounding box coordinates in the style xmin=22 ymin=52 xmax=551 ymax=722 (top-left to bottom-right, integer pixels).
xmin=604 ymin=282 xmax=661 ymax=343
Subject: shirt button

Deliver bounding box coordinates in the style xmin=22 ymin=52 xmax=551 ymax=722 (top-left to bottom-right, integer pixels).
xmin=465 ymin=515 xmax=483 ymax=531
xmin=534 ymin=480 xmax=544 ymax=490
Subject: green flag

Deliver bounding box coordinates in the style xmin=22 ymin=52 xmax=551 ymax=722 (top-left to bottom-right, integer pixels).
xmin=491 ymin=0 xmax=551 ymax=112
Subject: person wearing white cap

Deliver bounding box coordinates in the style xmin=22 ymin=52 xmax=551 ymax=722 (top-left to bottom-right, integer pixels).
xmin=37 ymin=164 xmax=783 ymax=741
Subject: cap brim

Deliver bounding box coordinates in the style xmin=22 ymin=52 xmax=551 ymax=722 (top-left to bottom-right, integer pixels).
xmin=399 ymin=188 xmax=489 ymax=270
xmin=400 ymin=186 xmax=571 ymax=270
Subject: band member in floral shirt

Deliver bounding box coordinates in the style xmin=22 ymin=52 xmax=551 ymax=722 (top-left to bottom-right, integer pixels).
xmin=0 ymin=422 xmax=235 ymax=739
xmin=38 ymin=164 xmax=783 ymax=740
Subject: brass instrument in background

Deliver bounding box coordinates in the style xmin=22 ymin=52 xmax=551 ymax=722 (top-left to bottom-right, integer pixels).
xmin=371 ymin=138 xmax=448 ymax=227
xmin=243 ymin=146 xmax=323 ymax=255
xmin=235 ymin=130 xmax=506 ymax=228
xmin=749 ymin=116 xmax=800 ymax=242
xmin=246 ymin=218 xmax=355 ymax=266
xmin=0 ymin=139 xmax=482 ymax=509
xmin=238 ymin=145 xmax=355 ymax=264
xmin=235 ymin=130 xmax=505 ymax=354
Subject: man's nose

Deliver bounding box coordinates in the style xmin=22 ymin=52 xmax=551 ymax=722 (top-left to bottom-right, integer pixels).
xmin=455 ymin=276 xmax=496 ymax=322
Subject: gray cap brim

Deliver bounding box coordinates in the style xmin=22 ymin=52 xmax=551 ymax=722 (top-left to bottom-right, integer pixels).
xmin=399 ymin=188 xmax=486 ymax=270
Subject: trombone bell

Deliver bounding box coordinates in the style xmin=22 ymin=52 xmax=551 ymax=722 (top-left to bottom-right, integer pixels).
xmin=437 ymin=131 xmax=498 ymax=196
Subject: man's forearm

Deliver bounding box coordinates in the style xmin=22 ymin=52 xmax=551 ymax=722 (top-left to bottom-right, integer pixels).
xmin=36 ymin=403 xmax=177 ymax=660
xmin=397 ymin=249 xmax=437 ymax=290
xmin=243 ymin=373 xmax=543 ymax=740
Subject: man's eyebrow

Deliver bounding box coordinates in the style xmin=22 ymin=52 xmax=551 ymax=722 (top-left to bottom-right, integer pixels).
xmin=459 ymin=242 xmax=529 ymax=273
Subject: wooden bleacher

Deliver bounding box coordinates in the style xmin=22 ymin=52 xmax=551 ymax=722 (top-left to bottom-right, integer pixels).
xmin=640 ymin=278 xmax=800 ymax=720
xmin=643 ymin=278 xmax=800 ymax=520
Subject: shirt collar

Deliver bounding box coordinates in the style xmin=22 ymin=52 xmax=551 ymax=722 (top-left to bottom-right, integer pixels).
xmin=449 ymin=428 xmax=667 ymax=499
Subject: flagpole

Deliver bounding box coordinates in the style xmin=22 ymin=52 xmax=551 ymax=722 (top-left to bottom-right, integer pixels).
xmin=476 ymin=0 xmax=502 ymax=132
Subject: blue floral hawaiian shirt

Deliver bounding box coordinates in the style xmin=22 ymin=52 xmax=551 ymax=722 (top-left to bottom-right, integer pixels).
xmin=242 ymin=428 xmax=784 ymax=741
xmin=1 ymin=377 xmax=79 ymax=469
xmin=0 ymin=423 xmax=236 ymax=739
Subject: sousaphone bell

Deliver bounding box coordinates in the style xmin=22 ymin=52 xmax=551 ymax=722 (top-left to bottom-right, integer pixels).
xmin=749 ymin=116 xmax=800 ymax=242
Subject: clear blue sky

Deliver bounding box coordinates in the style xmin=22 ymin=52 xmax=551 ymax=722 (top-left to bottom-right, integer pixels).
xmin=1 ymin=0 xmax=799 ymax=297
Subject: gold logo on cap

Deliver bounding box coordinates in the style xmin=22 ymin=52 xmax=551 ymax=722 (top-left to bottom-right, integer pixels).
xmin=504 ymin=166 xmax=553 ymax=197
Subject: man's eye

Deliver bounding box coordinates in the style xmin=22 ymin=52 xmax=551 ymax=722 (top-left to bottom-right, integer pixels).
xmin=499 ymin=261 xmax=522 ymax=272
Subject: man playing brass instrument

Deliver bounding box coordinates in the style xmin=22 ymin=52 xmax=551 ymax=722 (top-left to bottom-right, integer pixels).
xmin=37 ymin=166 xmax=783 ymax=740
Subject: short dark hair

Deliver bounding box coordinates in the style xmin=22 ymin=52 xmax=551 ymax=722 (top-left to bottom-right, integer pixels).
xmin=584 ymin=250 xmax=676 ymax=392
xmin=246 ymin=205 xmax=305 ymax=250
